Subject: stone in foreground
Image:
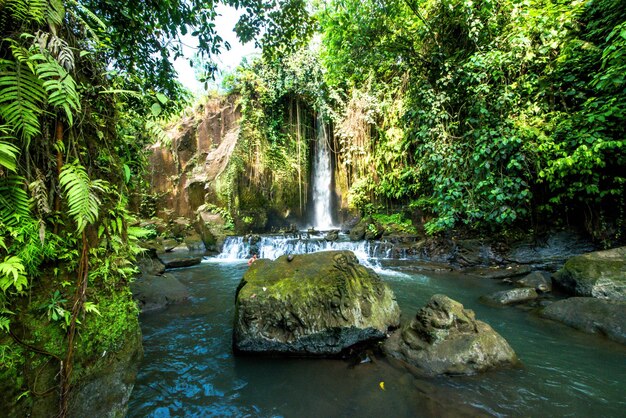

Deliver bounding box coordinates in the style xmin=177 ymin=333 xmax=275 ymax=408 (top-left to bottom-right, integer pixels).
xmin=541 ymin=297 xmax=626 ymax=345
xmin=552 ymin=246 xmax=626 ymax=301
xmin=384 ymin=295 xmax=518 ymax=376
xmin=233 ymin=250 xmax=400 ymax=356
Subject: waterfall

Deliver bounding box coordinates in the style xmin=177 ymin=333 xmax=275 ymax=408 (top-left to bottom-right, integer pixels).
xmin=215 ymin=234 xmax=398 ymax=272
xmin=311 ymin=115 xmax=335 ymax=230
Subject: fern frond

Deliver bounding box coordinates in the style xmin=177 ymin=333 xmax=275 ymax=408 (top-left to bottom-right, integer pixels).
xmin=46 ymin=0 xmax=65 ymax=32
xmin=146 ymin=119 xmax=171 ymax=147
xmin=65 ymin=1 xmax=106 ymax=44
xmin=2 ymin=0 xmax=46 ymax=26
xmin=34 ymin=30 xmax=74 ymax=72
xmin=0 ymin=175 xmax=31 ymax=227
xmin=59 ymin=161 xmax=104 ymax=232
xmin=33 ymin=55 xmax=80 ymax=125
xmin=0 ymin=140 xmax=19 ymax=172
xmin=0 ymin=255 xmax=27 ymax=293
xmin=0 ymin=58 xmax=45 ymax=142
xmin=28 ymin=173 xmax=50 ymax=215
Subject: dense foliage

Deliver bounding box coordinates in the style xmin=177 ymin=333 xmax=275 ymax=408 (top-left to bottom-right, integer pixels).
xmin=0 ymin=0 xmax=314 ymax=414
xmin=318 ymin=0 xmax=625 ymax=239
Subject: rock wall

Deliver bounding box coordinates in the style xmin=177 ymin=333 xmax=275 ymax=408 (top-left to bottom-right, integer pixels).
xmin=147 ymin=95 xmax=241 ymax=219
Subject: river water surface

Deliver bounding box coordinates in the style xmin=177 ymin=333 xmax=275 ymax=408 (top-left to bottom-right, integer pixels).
xmin=127 ymin=258 xmax=626 ymax=417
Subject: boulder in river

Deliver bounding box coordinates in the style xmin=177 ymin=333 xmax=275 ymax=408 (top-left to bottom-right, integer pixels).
xmin=131 ymin=274 xmax=190 ymax=312
xmin=541 ymin=297 xmax=626 ymax=345
xmin=552 ymin=246 xmax=626 ymax=301
xmin=516 ymin=271 xmax=552 ymax=292
xmin=160 ymin=256 xmax=202 ymax=269
xmin=233 ymin=250 xmax=400 ymax=356
xmin=384 ymin=294 xmax=518 ymax=376
xmin=481 ymin=288 xmax=539 ymax=306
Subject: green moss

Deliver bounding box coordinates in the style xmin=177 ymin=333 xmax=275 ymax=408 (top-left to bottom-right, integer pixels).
xmin=372 ymin=213 xmax=417 ymax=234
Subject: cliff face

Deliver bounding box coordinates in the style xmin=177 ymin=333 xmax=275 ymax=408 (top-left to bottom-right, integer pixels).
xmin=146 ymin=94 xmax=357 ymax=234
xmin=148 ymin=95 xmax=241 ymax=219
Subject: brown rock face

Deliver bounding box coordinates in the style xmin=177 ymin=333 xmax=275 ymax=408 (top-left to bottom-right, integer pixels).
xmin=147 ymin=96 xmax=241 ymax=219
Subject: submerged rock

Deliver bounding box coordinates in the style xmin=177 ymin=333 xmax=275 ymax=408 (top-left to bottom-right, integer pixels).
xmin=161 ymin=256 xmax=202 ymax=269
xmin=384 ymin=295 xmax=518 ymax=376
xmin=131 ymin=274 xmax=189 ymax=312
xmin=552 ymin=247 xmax=626 ymax=301
xmin=541 ymin=297 xmax=626 ymax=345
xmin=233 ymin=250 xmax=400 ymax=356
xmin=516 ymin=271 xmax=552 ymax=292
xmin=482 ymin=288 xmax=539 ymax=306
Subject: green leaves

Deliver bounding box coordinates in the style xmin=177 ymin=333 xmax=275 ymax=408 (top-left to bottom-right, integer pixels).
xmin=0 ymin=256 xmax=27 ymax=293
xmin=33 ymin=54 xmax=80 ymax=125
xmin=0 ymin=58 xmax=46 ymax=142
xmin=59 ymin=161 xmax=107 ymax=233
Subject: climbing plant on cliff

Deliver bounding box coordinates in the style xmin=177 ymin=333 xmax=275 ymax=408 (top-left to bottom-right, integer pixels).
xmin=319 ymin=0 xmax=626 ymax=238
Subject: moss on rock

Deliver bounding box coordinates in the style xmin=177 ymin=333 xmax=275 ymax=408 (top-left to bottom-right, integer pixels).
xmin=233 ymin=250 xmax=400 ymax=355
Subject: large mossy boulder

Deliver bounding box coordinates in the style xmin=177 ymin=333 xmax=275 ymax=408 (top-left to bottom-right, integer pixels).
xmin=541 ymin=297 xmax=626 ymax=345
xmin=233 ymin=250 xmax=400 ymax=356
xmin=384 ymin=295 xmax=518 ymax=376
xmin=553 ymin=247 xmax=626 ymax=301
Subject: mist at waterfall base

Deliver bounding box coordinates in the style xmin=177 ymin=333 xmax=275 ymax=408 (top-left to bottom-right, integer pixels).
xmin=128 ymin=248 xmax=626 ymax=417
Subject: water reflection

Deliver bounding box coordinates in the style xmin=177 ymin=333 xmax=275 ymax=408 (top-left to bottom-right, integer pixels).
xmin=128 ymin=261 xmax=626 ymax=417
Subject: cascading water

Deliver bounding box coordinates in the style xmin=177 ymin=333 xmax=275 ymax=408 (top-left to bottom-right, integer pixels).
xmin=311 ymin=115 xmax=335 ymax=230
xmin=215 ymin=234 xmax=402 ymax=274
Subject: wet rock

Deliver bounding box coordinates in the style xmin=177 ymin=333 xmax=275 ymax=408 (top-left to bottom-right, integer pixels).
xmin=233 ymin=250 xmax=400 ymax=356
xmin=161 ymin=256 xmax=202 ymax=269
xmin=195 ymin=207 xmax=230 ymax=252
xmin=552 ymin=247 xmax=626 ymax=301
xmin=384 ymin=294 xmax=518 ymax=376
xmin=184 ymin=232 xmax=205 ymax=251
xmin=507 ymin=230 xmax=596 ymax=270
xmin=454 ymin=239 xmax=501 ymax=267
xmin=465 ymin=265 xmax=532 ymax=280
xmin=541 ymin=297 xmax=626 ymax=345
xmin=162 ymin=238 xmax=179 ymax=252
xmin=138 ymin=238 xmax=164 ymax=254
xmin=482 ymin=288 xmax=538 ymax=305
xmin=349 ymin=218 xmax=368 ymax=241
xmin=516 ymin=271 xmax=552 ymax=292
xmin=131 ymin=274 xmax=190 ymax=312
xmin=136 ymin=253 xmax=166 ymax=276
xmin=325 ymin=230 xmax=339 ymax=242
xmin=67 ymin=325 xmax=143 ymax=417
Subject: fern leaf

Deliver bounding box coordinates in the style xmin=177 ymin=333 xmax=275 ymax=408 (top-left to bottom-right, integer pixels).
xmin=59 ymin=161 xmax=103 ymax=232
xmin=34 ymin=31 xmax=74 ymax=72
xmin=0 ymin=140 xmax=19 ymax=172
xmin=0 ymin=59 xmax=45 ymax=142
xmin=2 ymin=0 xmax=46 ymax=25
xmin=0 ymin=175 xmax=31 ymax=227
xmin=0 ymin=255 xmax=27 ymax=293
xmin=34 ymin=56 xmax=80 ymax=125
xmin=28 ymin=174 xmax=50 ymax=215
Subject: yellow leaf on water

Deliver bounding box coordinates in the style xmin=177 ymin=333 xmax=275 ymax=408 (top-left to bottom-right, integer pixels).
xmin=379 ymin=381 xmax=385 ymax=391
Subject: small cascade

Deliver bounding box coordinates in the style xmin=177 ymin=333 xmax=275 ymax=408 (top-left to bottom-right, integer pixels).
xmin=216 ymin=234 xmax=396 ymax=271
xmin=310 ymin=115 xmax=335 ymax=230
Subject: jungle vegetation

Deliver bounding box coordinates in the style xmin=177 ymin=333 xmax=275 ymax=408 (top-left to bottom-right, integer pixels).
xmin=0 ymin=0 xmax=624 ymax=415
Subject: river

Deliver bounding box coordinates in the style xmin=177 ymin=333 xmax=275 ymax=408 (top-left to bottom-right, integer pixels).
xmin=127 ymin=256 xmax=626 ymax=417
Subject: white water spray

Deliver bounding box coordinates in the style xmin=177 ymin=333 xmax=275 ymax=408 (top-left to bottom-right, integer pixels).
xmin=311 ymin=115 xmax=335 ymax=230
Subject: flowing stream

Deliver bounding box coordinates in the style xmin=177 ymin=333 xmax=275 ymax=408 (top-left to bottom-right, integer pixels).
xmin=310 ymin=116 xmax=335 ymax=229
xmin=127 ymin=244 xmax=626 ymax=417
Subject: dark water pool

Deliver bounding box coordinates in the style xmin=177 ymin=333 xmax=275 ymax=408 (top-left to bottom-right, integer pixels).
xmin=127 ymin=260 xmax=626 ymax=417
